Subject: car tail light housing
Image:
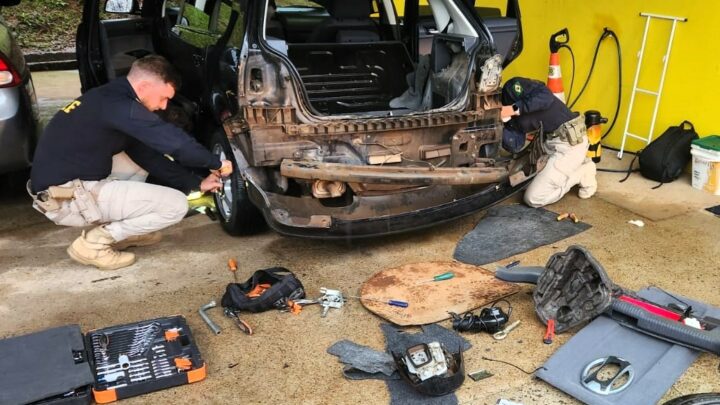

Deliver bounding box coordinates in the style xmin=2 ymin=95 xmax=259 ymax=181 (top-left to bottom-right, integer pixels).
xmin=0 ymin=52 xmax=21 ymax=88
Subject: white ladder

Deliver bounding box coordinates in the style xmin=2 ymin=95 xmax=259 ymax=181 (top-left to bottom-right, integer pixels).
xmin=617 ymin=12 xmax=687 ymax=159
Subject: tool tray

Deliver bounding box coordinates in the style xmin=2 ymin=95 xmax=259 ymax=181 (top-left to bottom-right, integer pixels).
xmin=85 ymin=316 xmax=206 ymax=403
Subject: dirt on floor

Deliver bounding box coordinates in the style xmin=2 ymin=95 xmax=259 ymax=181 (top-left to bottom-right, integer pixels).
xmin=1 ymin=70 xmax=720 ymax=405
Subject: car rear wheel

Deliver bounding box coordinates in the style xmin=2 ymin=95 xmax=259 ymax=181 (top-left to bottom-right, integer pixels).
xmin=211 ymin=131 xmax=266 ymax=236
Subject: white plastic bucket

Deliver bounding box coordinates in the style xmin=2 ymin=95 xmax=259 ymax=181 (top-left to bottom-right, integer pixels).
xmin=690 ymin=144 xmax=720 ymax=195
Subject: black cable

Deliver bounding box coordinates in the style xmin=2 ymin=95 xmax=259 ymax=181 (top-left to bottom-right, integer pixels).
xmin=569 ymin=28 xmax=616 ymax=109
xmin=648 ymin=285 xmax=691 ymax=309
xmin=481 ymin=356 xmax=546 ymax=375
xmin=600 ymin=29 xmax=622 ymax=140
xmin=559 ymin=44 xmax=575 ymax=104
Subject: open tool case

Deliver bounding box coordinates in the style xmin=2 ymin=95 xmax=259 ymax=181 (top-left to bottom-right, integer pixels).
xmin=0 ymin=316 xmax=205 ymax=405
xmin=86 ymin=315 xmax=206 ymax=403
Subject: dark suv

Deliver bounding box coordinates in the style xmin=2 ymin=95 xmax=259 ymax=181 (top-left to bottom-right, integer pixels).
xmin=78 ymin=0 xmax=531 ymax=238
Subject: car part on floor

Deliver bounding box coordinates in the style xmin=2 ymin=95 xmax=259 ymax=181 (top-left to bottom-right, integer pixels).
xmin=198 ymin=301 xmax=221 ymax=335
xmin=495 ymin=246 xmax=720 ymax=354
xmin=360 ymin=261 xmax=519 ymax=326
xmin=536 ymin=288 xmax=720 ymax=405
xmin=393 ymin=342 xmax=465 ymax=396
xmin=581 ymin=356 xmax=634 ymax=395
xmin=326 ymin=340 xmax=399 ymax=381
xmin=453 ymin=204 xmax=591 ymax=266
xmin=662 ymin=393 xmax=720 ymax=405
xmin=449 ymin=299 xmax=511 ymax=334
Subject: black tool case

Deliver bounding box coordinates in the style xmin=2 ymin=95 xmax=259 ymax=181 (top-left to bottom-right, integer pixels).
xmin=0 ymin=316 xmax=205 ymax=405
xmin=85 ymin=315 xmax=206 ymax=403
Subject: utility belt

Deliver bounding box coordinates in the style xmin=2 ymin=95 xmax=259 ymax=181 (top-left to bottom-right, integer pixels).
xmin=547 ymin=114 xmax=587 ymax=146
xmin=28 ymin=179 xmax=104 ymax=224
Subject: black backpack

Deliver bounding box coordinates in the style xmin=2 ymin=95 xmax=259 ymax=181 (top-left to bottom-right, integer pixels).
xmin=622 ymin=121 xmax=699 ymax=188
xmin=221 ymin=267 xmax=305 ymax=313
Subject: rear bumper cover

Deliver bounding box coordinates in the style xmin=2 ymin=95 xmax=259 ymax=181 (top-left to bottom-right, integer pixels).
xmin=247 ymin=178 xmax=529 ymax=239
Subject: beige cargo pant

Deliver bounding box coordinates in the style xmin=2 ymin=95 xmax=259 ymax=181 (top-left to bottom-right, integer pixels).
xmin=43 ymin=153 xmax=189 ymax=242
xmin=524 ymin=136 xmax=591 ymax=208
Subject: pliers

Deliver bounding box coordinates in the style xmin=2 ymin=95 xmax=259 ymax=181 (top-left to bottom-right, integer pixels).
xmin=223 ymin=308 xmax=253 ymax=335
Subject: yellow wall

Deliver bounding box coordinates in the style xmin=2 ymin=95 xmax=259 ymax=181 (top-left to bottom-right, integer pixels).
xmin=486 ymin=0 xmax=720 ymax=151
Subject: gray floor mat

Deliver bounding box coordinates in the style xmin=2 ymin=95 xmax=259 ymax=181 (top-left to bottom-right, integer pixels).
xmin=453 ymin=204 xmax=591 ymax=265
xmin=536 ymin=288 xmax=720 ymax=405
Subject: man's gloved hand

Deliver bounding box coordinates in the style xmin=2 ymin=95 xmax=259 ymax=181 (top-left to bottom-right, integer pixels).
xmin=501 ymin=105 xmax=520 ymax=123
xmin=211 ymin=159 xmax=233 ymax=178
xmin=200 ymin=173 xmax=223 ymax=193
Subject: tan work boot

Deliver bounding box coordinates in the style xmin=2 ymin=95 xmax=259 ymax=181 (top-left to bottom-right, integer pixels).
xmin=67 ymin=226 xmax=136 ymax=270
xmin=578 ymin=160 xmax=598 ymax=199
xmin=112 ymin=232 xmax=162 ymax=251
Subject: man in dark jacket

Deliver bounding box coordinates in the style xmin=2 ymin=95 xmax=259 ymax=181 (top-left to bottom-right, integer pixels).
xmin=30 ymin=55 xmax=231 ymax=270
xmin=500 ymin=77 xmax=597 ymax=207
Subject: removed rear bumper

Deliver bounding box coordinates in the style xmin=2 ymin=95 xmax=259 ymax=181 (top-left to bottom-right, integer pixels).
xmin=246 ymin=179 xmax=529 ymax=239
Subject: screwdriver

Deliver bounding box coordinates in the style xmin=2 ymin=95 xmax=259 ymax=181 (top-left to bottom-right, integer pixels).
xmin=228 ymin=258 xmax=239 ymax=283
xmin=415 ymin=271 xmax=455 ymax=285
xmin=349 ymin=296 xmax=409 ymax=308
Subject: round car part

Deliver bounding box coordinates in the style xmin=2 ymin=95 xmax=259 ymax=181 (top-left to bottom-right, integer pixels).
xmin=392 ymin=342 xmax=465 ymax=397
xmin=581 ymin=356 xmax=634 ymax=395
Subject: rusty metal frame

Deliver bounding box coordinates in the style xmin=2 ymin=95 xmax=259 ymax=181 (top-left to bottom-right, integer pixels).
xmin=280 ymin=159 xmax=509 ymax=186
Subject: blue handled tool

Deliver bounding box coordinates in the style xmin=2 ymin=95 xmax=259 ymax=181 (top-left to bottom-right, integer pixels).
xmin=415 ymin=271 xmax=455 ymax=285
xmin=351 ymin=296 xmax=408 ymax=308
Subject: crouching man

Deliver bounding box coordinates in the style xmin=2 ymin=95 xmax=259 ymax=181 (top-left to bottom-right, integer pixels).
xmin=29 ymin=55 xmax=231 ymax=270
xmin=500 ymin=77 xmax=597 ymax=207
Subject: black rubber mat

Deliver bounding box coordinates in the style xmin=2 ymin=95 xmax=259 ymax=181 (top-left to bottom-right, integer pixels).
xmin=706 ymin=205 xmax=720 ymax=216
xmin=453 ymin=204 xmax=591 ymax=266
xmin=0 ymin=325 xmax=94 ymax=405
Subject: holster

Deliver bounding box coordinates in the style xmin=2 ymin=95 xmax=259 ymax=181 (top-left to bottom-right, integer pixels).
xmin=71 ymin=179 xmax=102 ymax=224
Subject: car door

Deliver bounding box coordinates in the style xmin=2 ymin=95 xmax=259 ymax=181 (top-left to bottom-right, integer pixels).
xmin=163 ymin=0 xmax=221 ymax=101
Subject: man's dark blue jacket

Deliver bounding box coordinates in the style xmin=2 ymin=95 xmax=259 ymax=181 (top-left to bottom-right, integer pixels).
xmin=31 ymin=78 xmax=220 ymax=193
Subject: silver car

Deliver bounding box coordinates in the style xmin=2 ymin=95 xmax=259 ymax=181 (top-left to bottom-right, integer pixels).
xmin=0 ymin=1 xmax=40 ymax=175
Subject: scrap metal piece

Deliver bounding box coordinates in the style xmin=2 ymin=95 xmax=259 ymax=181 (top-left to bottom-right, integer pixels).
xmin=318 ymin=287 xmax=345 ymax=317
xmin=281 ymin=160 xmax=509 ymax=186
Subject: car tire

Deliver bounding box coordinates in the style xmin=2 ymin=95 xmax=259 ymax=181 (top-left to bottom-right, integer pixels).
xmin=210 ymin=130 xmax=266 ymax=236
xmin=662 ymin=394 xmax=720 ymax=405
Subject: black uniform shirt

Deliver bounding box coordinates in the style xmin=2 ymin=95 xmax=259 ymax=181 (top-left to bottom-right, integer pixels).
xmin=31 ymin=78 xmax=221 ymax=193
xmin=501 ymin=77 xmax=577 ymax=134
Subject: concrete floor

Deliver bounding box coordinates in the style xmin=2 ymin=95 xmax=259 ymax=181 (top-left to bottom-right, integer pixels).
xmin=1 ymin=70 xmax=719 ymax=404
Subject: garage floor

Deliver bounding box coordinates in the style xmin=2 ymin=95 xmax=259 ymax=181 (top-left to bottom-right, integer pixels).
xmin=1 ymin=71 xmax=719 ymax=404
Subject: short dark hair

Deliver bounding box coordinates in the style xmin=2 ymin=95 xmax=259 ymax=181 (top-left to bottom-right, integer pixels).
xmin=130 ymin=55 xmax=182 ymax=90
